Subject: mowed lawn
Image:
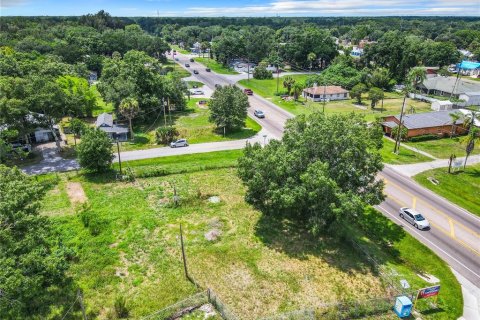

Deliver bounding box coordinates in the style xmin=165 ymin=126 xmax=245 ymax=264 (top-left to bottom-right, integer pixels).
xmin=195 ymin=57 xmax=239 ymax=75
xmin=406 ymin=136 xmax=480 ymax=159
xmin=119 ymin=98 xmax=261 ymax=151
xmin=380 ymin=138 xmax=433 ymax=164
xmin=39 ymin=152 xmax=461 ymax=319
xmin=238 ymin=78 xmax=431 ymax=122
xmin=414 ymin=163 xmax=480 ymax=217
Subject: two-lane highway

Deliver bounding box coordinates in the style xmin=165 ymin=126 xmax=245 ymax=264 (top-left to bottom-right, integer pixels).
xmin=171 ymin=51 xmax=480 ymax=289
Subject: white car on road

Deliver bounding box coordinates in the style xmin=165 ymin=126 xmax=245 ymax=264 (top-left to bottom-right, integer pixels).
xmin=190 ymin=89 xmax=204 ymax=95
xmin=399 ymin=207 xmax=430 ymax=230
xmin=170 ymin=139 xmax=189 ymax=148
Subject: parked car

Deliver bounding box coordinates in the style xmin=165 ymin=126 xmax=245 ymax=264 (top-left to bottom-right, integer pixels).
xmin=254 ymin=110 xmax=265 ymax=118
xmin=190 ymin=58 xmax=194 ymax=62
xmin=190 ymin=89 xmax=204 ymax=95
xmin=206 ymin=68 xmax=211 ymax=72
xmin=175 ymin=58 xmax=179 ymax=61
xmin=244 ymin=89 xmax=253 ymax=95
xmin=193 ymin=70 xmax=199 ymax=74
xmin=399 ymin=208 xmax=430 ymax=230
xmin=170 ymin=139 xmax=189 ymax=148
xmin=198 ymin=100 xmax=208 ymax=105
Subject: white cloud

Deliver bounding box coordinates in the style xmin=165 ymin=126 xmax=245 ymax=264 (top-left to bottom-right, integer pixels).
xmin=176 ymin=0 xmax=480 ymax=16
xmin=1 ymin=0 xmax=28 ymax=8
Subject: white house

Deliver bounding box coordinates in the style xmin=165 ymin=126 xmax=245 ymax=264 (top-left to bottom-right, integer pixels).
xmin=350 ymin=46 xmax=363 ymax=58
xmin=303 ymin=86 xmax=349 ymax=102
xmin=458 ymin=92 xmax=480 ymax=107
xmin=96 ymin=113 xmax=129 ymax=141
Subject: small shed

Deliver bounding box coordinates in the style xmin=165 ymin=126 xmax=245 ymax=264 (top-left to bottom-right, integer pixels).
xmin=431 ymin=100 xmax=453 ymax=111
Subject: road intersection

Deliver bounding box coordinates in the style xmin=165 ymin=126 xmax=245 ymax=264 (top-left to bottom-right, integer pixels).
xmin=22 ymin=51 xmax=480 ymax=318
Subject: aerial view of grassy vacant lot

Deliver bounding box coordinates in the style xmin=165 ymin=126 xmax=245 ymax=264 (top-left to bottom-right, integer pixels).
xmin=39 ymin=151 xmax=461 ymax=319
xmin=238 ymin=77 xmax=431 ymax=122
xmin=406 ymin=136 xmax=480 ymax=159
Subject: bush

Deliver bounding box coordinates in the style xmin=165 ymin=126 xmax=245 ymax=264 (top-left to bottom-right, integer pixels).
xmin=114 ymin=296 xmax=129 ymax=318
xmin=253 ymin=65 xmax=273 ymax=80
xmin=77 ymin=128 xmax=114 ymax=172
xmin=155 ymin=126 xmax=179 ymax=145
xmin=409 ymin=134 xmax=440 ymax=142
xmin=78 ymin=204 xmax=109 ymax=236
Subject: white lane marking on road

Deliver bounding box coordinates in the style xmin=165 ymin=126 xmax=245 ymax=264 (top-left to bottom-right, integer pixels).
xmin=377 ymin=204 xmax=480 ymax=281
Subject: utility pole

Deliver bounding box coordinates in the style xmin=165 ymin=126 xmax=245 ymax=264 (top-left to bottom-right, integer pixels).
xmin=78 ymin=289 xmax=87 ymax=320
xmin=163 ymin=98 xmax=167 ymax=126
xmin=180 ymin=224 xmax=189 ymax=281
xmin=276 ymin=64 xmax=280 ymax=95
xmin=394 ymin=95 xmax=407 ymax=154
xmin=116 ymin=139 xmax=122 ymax=176
xmin=323 ymin=82 xmax=327 ymax=113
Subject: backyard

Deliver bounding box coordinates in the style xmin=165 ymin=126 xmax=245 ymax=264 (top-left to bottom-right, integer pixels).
xmin=38 ymin=151 xmax=462 ymax=319
xmin=414 ymin=162 xmax=480 ymax=217
xmin=238 ymin=78 xmax=432 ymax=122
xmin=406 ymin=136 xmax=480 ymax=159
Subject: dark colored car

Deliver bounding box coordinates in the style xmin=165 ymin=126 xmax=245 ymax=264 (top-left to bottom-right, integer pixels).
xmin=206 ymin=68 xmax=211 ymax=72
xmin=244 ymin=89 xmax=253 ymax=95
xmin=185 ymin=63 xmax=190 ymax=67
xmin=215 ymin=84 xmax=221 ymax=88
xmin=190 ymin=58 xmax=194 ymax=62
xmin=193 ymin=70 xmax=199 ymax=74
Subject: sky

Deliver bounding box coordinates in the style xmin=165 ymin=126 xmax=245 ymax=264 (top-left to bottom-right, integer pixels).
xmin=1 ymin=0 xmax=480 ymax=17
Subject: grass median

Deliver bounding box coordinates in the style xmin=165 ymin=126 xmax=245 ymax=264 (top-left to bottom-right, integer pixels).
xmin=414 ymin=162 xmax=480 ymax=217
xmin=195 ymin=57 xmax=239 ymax=75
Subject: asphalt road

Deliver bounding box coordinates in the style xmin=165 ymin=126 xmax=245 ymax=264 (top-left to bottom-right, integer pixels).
xmin=172 ymin=52 xmax=480 ymax=291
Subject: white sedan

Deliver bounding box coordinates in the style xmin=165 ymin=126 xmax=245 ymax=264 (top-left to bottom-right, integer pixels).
xmin=399 ymin=207 xmax=430 ymax=230
xmin=170 ymin=139 xmax=189 ymax=148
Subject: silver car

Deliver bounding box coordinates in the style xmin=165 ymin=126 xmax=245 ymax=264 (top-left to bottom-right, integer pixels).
xmin=170 ymin=139 xmax=189 ymax=148
xmin=399 ymin=207 xmax=430 ymax=230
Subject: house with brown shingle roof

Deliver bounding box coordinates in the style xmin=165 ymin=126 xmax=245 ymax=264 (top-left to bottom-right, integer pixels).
xmin=303 ymin=86 xmax=349 ymax=102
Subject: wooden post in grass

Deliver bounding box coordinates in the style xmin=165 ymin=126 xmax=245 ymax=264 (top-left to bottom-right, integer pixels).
xmin=180 ymin=224 xmax=189 ymax=281
xmin=78 ymin=289 xmax=87 ymax=320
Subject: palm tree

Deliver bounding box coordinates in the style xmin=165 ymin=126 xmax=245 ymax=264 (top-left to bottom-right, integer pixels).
xmin=394 ymin=67 xmax=426 ymax=154
xmin=292 ymin=82 xmax=304 ymax=101
xmin=461 ymin=127 xmax=479 ymax=169
xmin=449 ymin=112 xmax=461 ymax=138
xmin=307 ymin=52 xmax=316 ymax=73
xmin=119 ymin=97 xmax=140 ymax=140
xmin=282 ymin=76 xmax=295 ymax=95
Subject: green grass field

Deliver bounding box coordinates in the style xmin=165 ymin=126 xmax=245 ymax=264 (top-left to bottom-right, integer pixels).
xmin=195 ymin=58 xmax=239 ymax=75
xmin=414 ymin=163 xmax=480 ymax=217
xmin=406 ymin=137 xmax=480 ymax=159
xmin=380 ymin=138 xmax=433 ymax=164
xmin=170 ymin=44 xmax=190 ymax=54
xmin=238 ymin=78 xmax=431 ymax=122
xmin=38 ymin=152 xmax=462 ymax=319
xmin=119 ymin=98 xmax=261 ymax=151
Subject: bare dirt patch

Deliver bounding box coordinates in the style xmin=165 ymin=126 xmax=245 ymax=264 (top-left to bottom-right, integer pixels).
xmin=66 ymin=182 xmax=87 ymax=204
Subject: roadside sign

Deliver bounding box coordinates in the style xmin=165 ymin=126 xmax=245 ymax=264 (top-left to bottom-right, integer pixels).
xmin=417 ymin=285 xmax=441 ymax=299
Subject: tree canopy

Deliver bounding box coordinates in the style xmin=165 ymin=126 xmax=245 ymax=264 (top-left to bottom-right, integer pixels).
xmin=238 ymin=113 xmax=384 ymax=234
xmin=209 ymin=85 xmax=249 ymax=132
xmin=0 ymin=165 xmax=71 ymax=318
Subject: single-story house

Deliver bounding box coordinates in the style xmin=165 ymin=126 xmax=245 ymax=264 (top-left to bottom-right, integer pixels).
xmin=96 ymin=113 xmax=129 ymax=141
xmin=459 ymin=92 xmax=480 ymax=106
xmin=431 ymin=100 xmax=453 ymax=111
xmin=417 ymin=76 xmax=480 ymax=103
xmin=381 ymin=110 xmax=466 ymax=138
xmin=303 ymin=86 xmax=349 ymax=102
xmin=350 ymin=47 xmax=363 ymax=57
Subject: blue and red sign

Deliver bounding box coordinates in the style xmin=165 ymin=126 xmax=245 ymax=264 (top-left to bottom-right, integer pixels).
xmin=417 ymin=285 xmax=441 ymax=299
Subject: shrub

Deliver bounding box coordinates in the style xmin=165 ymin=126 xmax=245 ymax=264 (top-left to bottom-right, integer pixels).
xmin=78 ymin=204 xmax=109 ymax=236
xmin=409 ymin=134 xmax=440 ymax=142
xmin=77 ymin=128 xmax=114 ymax=172
xmin=155 ymin=126 xmax=179 ymax=145
xmin=114 ymin=296 xmax=129 ymax=318
xmin=253 ymin=65 xmax=273 ymax=80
